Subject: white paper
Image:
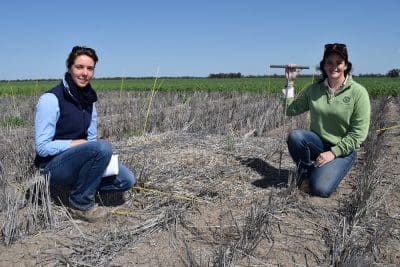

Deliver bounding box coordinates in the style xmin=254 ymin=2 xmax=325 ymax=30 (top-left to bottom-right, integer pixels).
xmin=102 ymin=154 xmax=119 ymax=177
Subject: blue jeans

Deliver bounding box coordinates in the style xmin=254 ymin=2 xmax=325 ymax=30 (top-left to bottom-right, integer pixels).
xmin=287 ymin=130 xmax=356 ymax=197
xmin=42 ymin=140 xmax=136 ymax=210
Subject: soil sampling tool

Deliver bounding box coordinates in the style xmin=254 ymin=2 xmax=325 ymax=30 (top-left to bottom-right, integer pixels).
xmin=270 ymin=65 xmax=310 ymax=69
xmin=269 ymin=64 xmax=309 ymax=178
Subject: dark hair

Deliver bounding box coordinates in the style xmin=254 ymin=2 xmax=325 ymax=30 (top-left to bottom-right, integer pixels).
xmin=319 ymin=43 xmax=352 ymax=80
xmin=66 ymin=46 xmax=98 ymax=69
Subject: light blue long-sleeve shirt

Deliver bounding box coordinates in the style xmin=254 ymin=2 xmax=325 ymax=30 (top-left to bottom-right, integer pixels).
xmin=34 ymin=92 xmax=97 ymax=157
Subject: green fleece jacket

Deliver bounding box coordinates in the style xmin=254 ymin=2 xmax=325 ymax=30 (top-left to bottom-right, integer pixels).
xmin=285 ymin=75 xmax=371 ymax=157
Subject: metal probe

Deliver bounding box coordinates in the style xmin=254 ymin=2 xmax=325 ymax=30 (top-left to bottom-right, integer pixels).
xmin=270 ymin=65 xmax=310 ymax=69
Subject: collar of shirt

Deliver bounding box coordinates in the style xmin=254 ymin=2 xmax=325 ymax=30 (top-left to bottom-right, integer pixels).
xmin=324 ymin=76 xmax=348 ymax=95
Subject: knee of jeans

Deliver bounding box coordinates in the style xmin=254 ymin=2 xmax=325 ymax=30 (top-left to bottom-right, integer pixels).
xmin=287 ymin=130 xmax=303 ymax=145
xmin=128 ymin=175 xmax=136 ymax=188
xmin=92 ymin=140 xmax=112 ymax=158
xmin=119 ymin=165 xmax=136 ymax=189
xmin=310 ymin=183 xmax=333 ymax=198
xmin=121 ymin=174 xmax=136 ymax=190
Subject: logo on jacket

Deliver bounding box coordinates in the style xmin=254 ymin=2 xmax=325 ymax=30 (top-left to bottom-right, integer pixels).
xmin=343 ymin=96 xmax=351 ymax=103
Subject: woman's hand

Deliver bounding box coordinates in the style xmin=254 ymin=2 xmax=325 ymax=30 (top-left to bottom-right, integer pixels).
xmin=70 ymin=139 xmax=87 ymax=147
xmin=282 ymin=64 xmax=300 ymax=98
xmin=285 ymin=64 xmax=300 ymax=84
xmin=315 ymin=151 xmax=336 ymax=167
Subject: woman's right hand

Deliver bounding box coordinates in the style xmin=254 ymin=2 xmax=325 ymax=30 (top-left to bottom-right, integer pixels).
xmin=282 ymin=64 xmax=299 ymax=98
xmin=285 ymin=64 xmax=300 ymax=83
xmin=70 ymin=139 xmax=87 ymax=147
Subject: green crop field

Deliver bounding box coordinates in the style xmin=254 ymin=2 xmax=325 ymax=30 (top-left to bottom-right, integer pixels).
xmin=0 ymin=76 xmax=398 ymax=96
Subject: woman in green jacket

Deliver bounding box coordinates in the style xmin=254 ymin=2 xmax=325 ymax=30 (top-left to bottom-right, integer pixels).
xmin=283 ymin=43 xmax=370 ymax=197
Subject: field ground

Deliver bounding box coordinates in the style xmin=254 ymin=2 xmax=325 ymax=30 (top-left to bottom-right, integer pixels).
xmin=0 ymin=91 xmax=399 ymax=266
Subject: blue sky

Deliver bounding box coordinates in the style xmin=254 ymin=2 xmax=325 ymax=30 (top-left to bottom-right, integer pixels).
xmin=1 ymin=0 xmax=399 ymax=80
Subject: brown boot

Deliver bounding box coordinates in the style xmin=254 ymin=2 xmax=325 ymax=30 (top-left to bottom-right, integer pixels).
xmin=68 ymin=204 xmax=109 ymax=222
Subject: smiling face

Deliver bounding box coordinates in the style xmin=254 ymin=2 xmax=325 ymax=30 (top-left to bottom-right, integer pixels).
xmin=323 ymin=53 xmax=348 ymax=81
xmin=68 ymin=55 xmax=95 ymax=88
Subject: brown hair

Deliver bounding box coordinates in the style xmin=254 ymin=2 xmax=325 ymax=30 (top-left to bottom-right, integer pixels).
xmin=319 ymin=43 xmax=352 ymax=81
xmin=66 ymin=46 xmax=98 ymax=69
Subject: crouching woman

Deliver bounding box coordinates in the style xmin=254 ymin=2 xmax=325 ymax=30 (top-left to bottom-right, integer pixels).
xmin=282 ymin=43 xmax=370 ymax=197
xmin=34 ymin=46 xmax=136 ymax=221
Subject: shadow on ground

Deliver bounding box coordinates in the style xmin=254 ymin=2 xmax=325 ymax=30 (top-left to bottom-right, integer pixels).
xmin=237 ymin=157 xmax=290 ymax=188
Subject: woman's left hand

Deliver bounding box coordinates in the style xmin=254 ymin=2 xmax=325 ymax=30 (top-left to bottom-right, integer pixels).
xmin=315 ymin=151 xmax=335 ymax=167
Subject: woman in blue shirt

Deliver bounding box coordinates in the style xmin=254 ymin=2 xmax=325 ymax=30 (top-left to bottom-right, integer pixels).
xmin=34 ymin=46 xmax=135 ymax=222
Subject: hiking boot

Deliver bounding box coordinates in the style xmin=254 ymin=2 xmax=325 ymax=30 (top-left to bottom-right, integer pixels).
xmin=68 ymin=204 xmax=109 ymax=222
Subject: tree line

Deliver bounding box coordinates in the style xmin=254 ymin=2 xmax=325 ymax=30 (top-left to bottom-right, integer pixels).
xmin=386 ymin=68 xmax=400 ymax=77
xmin=208 ymin=72 xmax=242 ymax=78
xmin=207 ymin=69 xmax=400 ymax=79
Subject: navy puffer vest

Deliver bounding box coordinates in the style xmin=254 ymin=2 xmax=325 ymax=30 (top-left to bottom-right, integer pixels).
xmin=34 ymin=83 xmax=93 ymax=168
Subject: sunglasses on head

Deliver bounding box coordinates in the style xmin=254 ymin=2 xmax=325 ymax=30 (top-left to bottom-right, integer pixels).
xmin=72 ymin=46 xmax=96 ymax=54
xmin=324 ymin=43 xmax=347 ymax=51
